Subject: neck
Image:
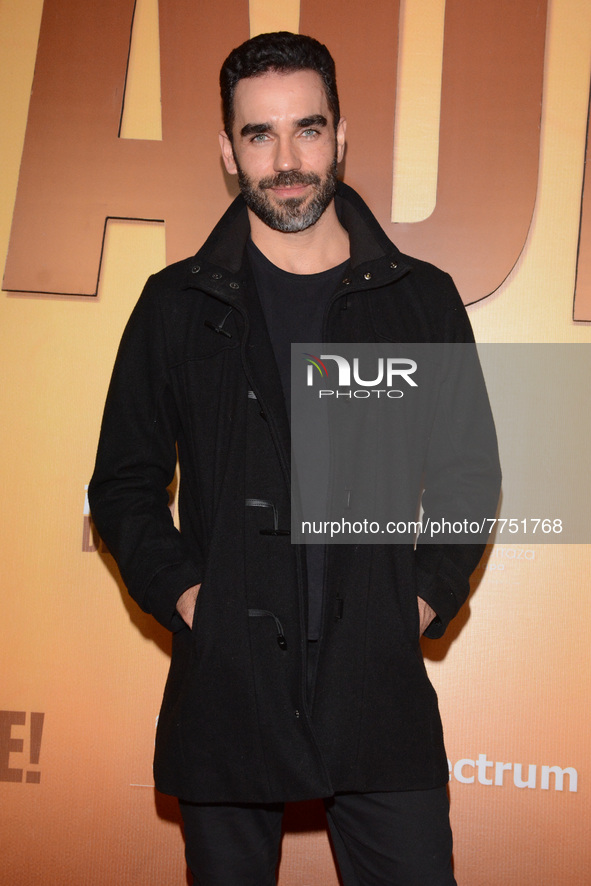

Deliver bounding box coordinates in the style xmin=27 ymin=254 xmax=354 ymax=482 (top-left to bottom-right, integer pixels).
xmin=248 ymin=201 xmax=350 ymax=274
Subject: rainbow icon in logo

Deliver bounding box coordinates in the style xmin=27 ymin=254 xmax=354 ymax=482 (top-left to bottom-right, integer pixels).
xmin=303 ymin=353 xmax=329 ymax=385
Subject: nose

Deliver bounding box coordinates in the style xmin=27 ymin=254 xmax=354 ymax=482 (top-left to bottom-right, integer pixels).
xmin=273 ymin=136 xmax=301 ymax=172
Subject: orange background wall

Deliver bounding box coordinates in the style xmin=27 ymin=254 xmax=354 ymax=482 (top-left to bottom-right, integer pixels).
xmin=1 ymin=1 xmax=590 ymax=883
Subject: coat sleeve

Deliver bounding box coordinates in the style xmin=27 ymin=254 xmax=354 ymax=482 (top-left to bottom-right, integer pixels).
xmin=88 ymin=276 xmax=203 ymax=631
xmin=414 ymin=273 xmax=502 ymax=638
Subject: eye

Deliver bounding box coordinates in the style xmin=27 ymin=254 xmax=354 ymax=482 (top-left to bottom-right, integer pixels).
xmin=301 ymin=129 xmax=320 ymax=138
xmin=251 ymin=133 xmax=270 ymax=143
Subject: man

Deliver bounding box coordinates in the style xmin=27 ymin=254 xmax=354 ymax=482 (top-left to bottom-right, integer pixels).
xmin=89 ymin=32 xmax=500 ymax=885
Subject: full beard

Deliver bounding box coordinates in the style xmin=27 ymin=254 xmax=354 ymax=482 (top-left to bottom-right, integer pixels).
xmin=236 ymin=160 xmax=339 ymax=233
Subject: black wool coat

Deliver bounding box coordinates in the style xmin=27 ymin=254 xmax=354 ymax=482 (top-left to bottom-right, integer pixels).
xmin=89 ymin=182 xmax=501 ymax=803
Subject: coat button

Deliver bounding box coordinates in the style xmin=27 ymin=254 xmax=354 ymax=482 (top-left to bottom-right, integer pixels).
xmin=212 ymin=272 xmax=222 ymax=280
xmin=294 ymin=710 xmax=300 ymax=718
xmin=342 ymin=277 xmax=351 ymax=285
xmin=364 ymin=272 xmax=372 ymax=280
xmin=229 ymin=282 xmax=240 ymax=289
xmin=390 ymin=261 xmax=398 ymax=269
xmin=191 ymin=265 xmax=200 ymax=274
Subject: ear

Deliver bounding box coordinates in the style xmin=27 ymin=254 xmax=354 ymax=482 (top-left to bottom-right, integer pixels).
xmin=219 ymin=130 xmax=238 ymax=175
xmin=336 ymin=117 xmax=347 ymax=164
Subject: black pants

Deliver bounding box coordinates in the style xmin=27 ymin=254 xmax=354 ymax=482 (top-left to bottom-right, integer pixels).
xmin=179 ymin=785 xmax=456 ymax=886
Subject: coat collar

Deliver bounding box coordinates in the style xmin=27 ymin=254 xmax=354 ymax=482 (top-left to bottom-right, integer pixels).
xmin=182 ymin=181 xmax=412 ymax=302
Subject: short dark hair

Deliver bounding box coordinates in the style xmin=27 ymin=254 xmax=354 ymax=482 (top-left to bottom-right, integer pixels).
xmin=220 ymin=32 xmax=340 ymax=140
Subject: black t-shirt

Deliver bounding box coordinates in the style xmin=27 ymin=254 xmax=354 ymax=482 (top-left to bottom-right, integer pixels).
xmin=247 ymin=239 xmax=348 ymax=639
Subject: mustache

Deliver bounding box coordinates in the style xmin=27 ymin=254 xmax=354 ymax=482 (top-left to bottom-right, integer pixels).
xmin=259 ymin=171 xmax=321 ymax=190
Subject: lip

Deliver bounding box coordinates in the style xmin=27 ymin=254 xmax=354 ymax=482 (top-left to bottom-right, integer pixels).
xmin=270 ymin=184 xmax=309 ymax=199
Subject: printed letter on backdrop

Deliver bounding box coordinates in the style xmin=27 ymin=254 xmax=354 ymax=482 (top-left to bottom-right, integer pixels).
xmin=3 ymin=0 xmax=248 ymax=296
xmin=574 ymin=79 xmax=591 ymax=321
xmin=0 ymin=711 xmax=25 ymax=783
xmin=301 ymin=0 xmax=547 ymax=303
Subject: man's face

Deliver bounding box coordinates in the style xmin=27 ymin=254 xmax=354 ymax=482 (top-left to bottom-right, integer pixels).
xmin=219 ymin=69 xmax=346 ymax=233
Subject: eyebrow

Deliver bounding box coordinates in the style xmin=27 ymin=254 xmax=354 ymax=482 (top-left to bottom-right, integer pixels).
xmin=240 ymin=115 xmax=328 ymax=138
xmin=296 ymin=115 xmax=328 ymax=129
